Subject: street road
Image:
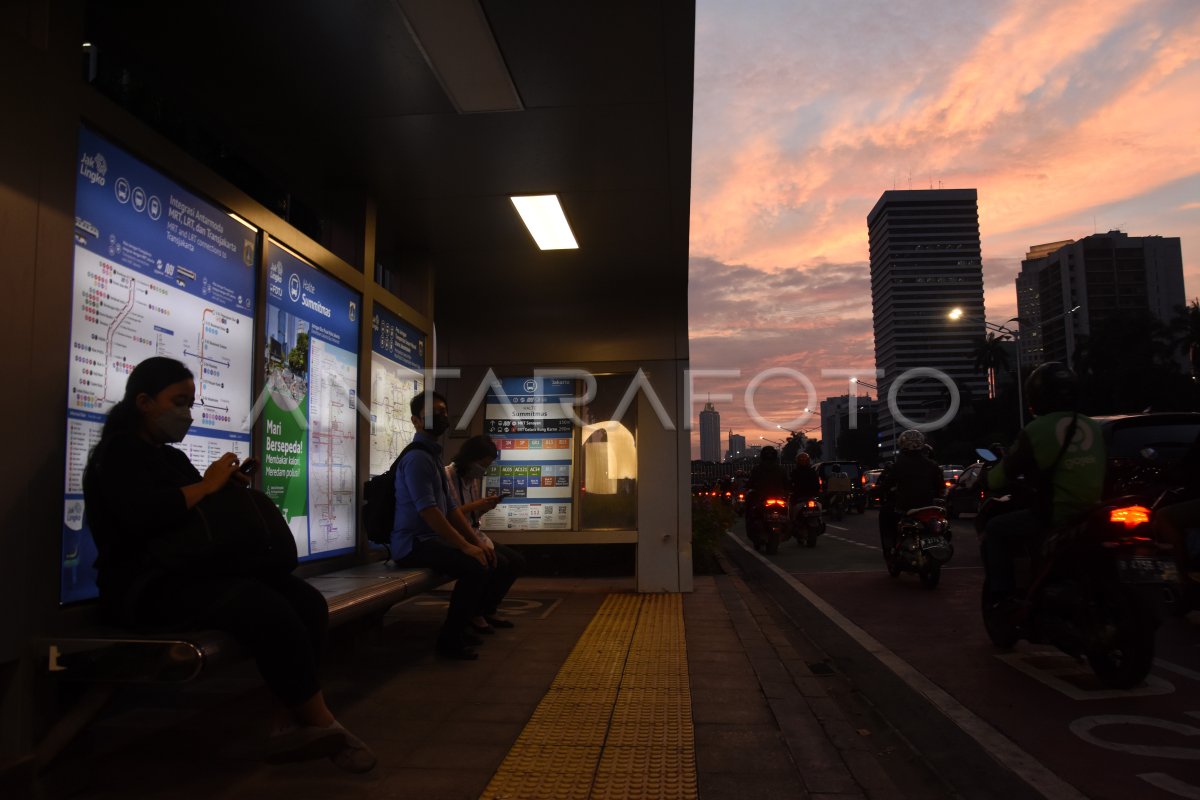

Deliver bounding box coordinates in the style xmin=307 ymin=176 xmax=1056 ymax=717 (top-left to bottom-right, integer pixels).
xmin=728 ymin=508 xmax=1200 ymax=800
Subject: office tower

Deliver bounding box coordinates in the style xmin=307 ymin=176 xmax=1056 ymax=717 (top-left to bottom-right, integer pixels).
xmin=867 ymin=189 xmax=988 ymax=451
xmin=1016 ymin=231 xmax=1185 ymax=368
xmin=699 ymin=402 xmax=721 ymax=462
xmin=818 ymin=395 xmax=879 ymax=462
xmin=726 ymin=431 xmax=746 ymax=461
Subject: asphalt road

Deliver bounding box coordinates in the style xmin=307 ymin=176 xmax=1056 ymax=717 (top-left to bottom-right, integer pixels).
xmin=726 ymin=507 xmax=1200 ymax=800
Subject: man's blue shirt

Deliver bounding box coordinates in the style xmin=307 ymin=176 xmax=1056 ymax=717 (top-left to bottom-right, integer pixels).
xmin=390 ymin=432 xmax=458 ymax=559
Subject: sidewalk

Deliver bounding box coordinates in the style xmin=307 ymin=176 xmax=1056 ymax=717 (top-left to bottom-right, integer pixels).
xmin=34 ymin=567 xmax=943 ymax=799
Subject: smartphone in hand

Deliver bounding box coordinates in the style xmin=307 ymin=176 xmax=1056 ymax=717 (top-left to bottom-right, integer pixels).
xmin=238 ymin=458 xmax=260 ymax=476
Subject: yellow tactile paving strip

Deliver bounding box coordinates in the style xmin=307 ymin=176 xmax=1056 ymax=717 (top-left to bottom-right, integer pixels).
xmin=481 ymin=593 xmax=698 ymax=800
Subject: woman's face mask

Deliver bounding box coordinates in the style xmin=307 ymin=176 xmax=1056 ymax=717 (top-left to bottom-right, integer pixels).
xmin=139 ymin=378 xmax=195 ymax=444
xmin=149 ymin=405 xmax=193 ymax=443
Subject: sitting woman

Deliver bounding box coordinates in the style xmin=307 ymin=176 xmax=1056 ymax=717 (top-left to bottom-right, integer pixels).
xmin=445 ymin=435 xmax=526 ymax=634
xmin=82 ymin=356 xmax=374 ymax=772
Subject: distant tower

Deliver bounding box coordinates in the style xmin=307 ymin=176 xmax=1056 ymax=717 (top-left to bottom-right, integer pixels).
xmin=699 ymin=402 xmax=721 ymax=462
xmin=868 ymin=189 xmax=988 ymax=452
xmin=727 ymin=431 xmax=746 ymax=461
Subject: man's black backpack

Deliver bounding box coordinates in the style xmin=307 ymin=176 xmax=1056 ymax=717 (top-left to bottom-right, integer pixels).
xmin=363 ymin=440 xmax=439 ymax=546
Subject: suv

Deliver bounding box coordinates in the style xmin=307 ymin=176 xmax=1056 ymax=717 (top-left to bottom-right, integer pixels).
xmin=814 ymin=461 xmax=868 ymax=513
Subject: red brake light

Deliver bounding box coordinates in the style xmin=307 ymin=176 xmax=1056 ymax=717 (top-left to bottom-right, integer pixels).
xmin=806 ymin=500 xmax=817 ymax=508
xmin=1110 ymin=505 xmax=1151 ymax=528
xmin=765 ymin=498 xmax=787 ymax=507
xmin=738 ymin=493 xmax=745 ymax=500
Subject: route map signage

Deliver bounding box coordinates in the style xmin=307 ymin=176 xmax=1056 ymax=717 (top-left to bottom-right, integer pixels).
xmin=480 ymin=377 xmax=575 ymax=531
xmin=262 ymin=240 xmax=360 ymax=562
xmin=368 ymin=306 xmax=425 ymax=477
xmin=62 ymin=127 xmax=257 ymax=603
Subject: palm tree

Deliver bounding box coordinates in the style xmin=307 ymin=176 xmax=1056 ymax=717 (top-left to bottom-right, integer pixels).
xmin=973 ymin=332 xmax=1012 ymax=400
xmin=1168 ymin=299 xmax=1200 ymax=381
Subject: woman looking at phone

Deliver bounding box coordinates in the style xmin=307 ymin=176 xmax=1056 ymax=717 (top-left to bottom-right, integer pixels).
xmin=83 ymin=357 xmax=375 ymax=772
xmin=445 ymin=435 xmax=526 ymax=634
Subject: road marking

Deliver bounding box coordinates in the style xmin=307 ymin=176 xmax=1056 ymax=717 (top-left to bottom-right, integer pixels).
xmin=1138 ymin=773 xmax=1200 ymax=799
xmin=727 ymin=530 xmax=1089 ymax=800
xmin=825 ymin=533 xmax=878 ymax=550
xmin=996 ymin=648 xmax=1175 ymax=700
xmin=1157 ymin=659 xmax=1200 ymax=683
xmin=1069 ymin=715 xmax=1200 ymax=760
xmin=825 ymin=523 xmax=849 ymax=531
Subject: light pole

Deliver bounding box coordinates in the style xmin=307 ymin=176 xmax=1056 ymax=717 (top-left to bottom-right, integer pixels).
xmin=949 ymin=308 xmax=1025 ymax=428
xmin=760 ymin=436 xmax=784 ymax=447
xmin=948 ymin=305 xmax=1079 ymax=430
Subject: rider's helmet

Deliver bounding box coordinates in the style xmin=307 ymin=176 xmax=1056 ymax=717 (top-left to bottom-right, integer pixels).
xmin=760 ymin=446 xmax=778 ymax=462
xmin=897 ymin=429 xmax=926 ymax=451
xmin=1025 ymin=361 xmax=1078 ymax=416
xmin=796 ymin=452 xmax=811 ymax=466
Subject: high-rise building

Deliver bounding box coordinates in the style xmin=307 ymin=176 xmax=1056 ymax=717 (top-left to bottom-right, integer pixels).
xmin=818 ymin=395 xmax=879 ymax=462
xmin=726 ymin=431 xmax=746 ymax=461
xmin=867 ymin=189 xmax=988 ymax=451
xmin=1016 ymin=231 xmax=1185 ymax=368
xmin=699 ymin=402 xmax=721 ymax=462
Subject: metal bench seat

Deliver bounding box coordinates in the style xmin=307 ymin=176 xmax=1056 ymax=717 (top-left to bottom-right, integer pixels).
xmin=45 ymin=565 xmax=449 ymax=684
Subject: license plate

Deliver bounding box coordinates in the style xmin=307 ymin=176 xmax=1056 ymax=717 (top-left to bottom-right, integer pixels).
xmin=1118 ymin=557 xmax=1169 ymax=583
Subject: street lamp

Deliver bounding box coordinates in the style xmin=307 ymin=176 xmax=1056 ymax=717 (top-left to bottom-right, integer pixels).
xmin=948 ymin=305 xmax=1079 ymax=429
xmin=850 ymin=377 xmax=878 ymax=392
xmin=760 ymin=436 xmax=784 ymax=447
xmin=949 ymin=308 xmax=1026 ymax=428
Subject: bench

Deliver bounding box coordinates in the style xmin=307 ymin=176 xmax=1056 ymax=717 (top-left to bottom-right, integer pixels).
xmin=35 ymin=560 xmax=449 ymax=767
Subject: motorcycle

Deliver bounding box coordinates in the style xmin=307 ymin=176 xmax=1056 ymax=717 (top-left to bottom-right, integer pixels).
xmin=791 ymin=496 xmax=825 ymax=547
xmin=747 ymin=494 xmax=791 ymax=555
xmin=826 ymin=491 xmax=847 ymax=521
xmin=884 ymin=502 xmax=954 ymax=588
xmin=975 ymin=449 xmax=1173 ymax=689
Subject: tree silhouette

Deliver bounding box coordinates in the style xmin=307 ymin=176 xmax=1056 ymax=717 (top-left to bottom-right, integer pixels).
xmin=1168 ymin=298 xmax=1200 ymax=382
xmin=973 ymin=332 xmax=1012 ymax=400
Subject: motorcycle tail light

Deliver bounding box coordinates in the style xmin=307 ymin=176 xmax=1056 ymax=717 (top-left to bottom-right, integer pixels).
xmin=1109 ymin=505 xmax=1151 ymax=529
xmin=806 ymin=499 xmax=817 ymax=508
xmin=765 ymin=498 xmax=787 ymax=507
xmin=724 ymin=491 xmax=732 ymax=498
xmin=738 ymin=493 xmax=745 ymax=501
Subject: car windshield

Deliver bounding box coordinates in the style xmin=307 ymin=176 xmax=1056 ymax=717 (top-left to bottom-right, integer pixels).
xmin=1107 ymin=421 xmax=1200 ymax=462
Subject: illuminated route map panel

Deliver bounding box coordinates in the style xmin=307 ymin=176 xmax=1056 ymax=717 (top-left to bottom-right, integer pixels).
xmin=480 ymin=378 xmax=576 ymax=531
xmin=63 ymin=127 xmax=257 ymax=603
xmin=369 ymin=306 xmax=425 ymax=477
xmin=262 ymin=240 xmax=360 ymax=561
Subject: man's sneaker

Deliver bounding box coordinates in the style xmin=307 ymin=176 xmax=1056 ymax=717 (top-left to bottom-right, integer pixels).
xmin=330 ymin=728 xmax=377 ymax=773
xmin=263 ymin=725 xmax=346 ymax=763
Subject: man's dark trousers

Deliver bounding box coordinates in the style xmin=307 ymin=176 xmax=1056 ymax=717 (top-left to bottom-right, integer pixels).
xmin=397 ymin=537 xmax=490 ymax=643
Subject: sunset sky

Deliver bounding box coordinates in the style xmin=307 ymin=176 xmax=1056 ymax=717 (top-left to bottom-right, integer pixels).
xmin=688 ymin=0 xmax=1200 ymax=456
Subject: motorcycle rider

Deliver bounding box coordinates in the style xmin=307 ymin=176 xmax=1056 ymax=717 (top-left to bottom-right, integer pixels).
xmin=875 ymin=429 xmax=943 ymax=557
xmin=790 ymin=452 xmax=821 ymax=501
xmin=981 ymin=362 xmax=1106 ymax=606
xmin=745 ymin=446 xmax=789 ymax=542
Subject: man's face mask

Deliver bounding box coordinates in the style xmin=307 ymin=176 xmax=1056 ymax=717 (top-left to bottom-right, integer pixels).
xmin=426 ymin=412 xmax=450 ymax=437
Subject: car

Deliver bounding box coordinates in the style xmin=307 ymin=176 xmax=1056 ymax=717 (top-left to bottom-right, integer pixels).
xmin=814 ymin=460 xmax=869 ymax=513
xmin=863 ymin=469 xmax=884 ymax=507
xmin=1096 ymin=412 xmax=1200 ymax=497
xmin=945 ymin=462 xmax=985 ymax=518
xmin=941 ymin=467 xmax=964 ymax=494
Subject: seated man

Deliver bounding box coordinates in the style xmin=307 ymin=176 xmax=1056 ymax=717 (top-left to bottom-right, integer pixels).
xmin=390 ymin=390 xmax=494 ymax=660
